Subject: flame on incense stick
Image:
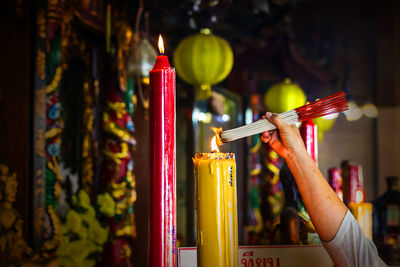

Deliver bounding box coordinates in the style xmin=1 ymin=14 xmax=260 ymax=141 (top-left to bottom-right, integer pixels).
xmin=210 ymin=127 xmax=223 ymax=152
xmin=158 ymin=34 xmax=164 ymax=54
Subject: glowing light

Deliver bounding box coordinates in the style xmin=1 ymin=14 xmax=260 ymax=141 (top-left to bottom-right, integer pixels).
xmin=192 ymin=108 xmax=200 ymax=122
xmin=126 ymin=29 xmax=133 ymax=40
xmin=323 ymin=113 xmax=339 ymax=120
xmin=344 ymin=101 xmax=363 ymax=121
xmin=211 ymin=136 xmax=220 ymax=152
xmin=158 ymin=35 xmax=164 ymax=54
xmin=200 ymin=28 xmax=211 ymax=35
xmin=141 ymin=77 xmax=150 ymax=85
xmin=245 ymin=108 xmax=253 ymax=125
xmin=362 ymin=103 xmax=379 ymax=118
xmin=198 ymin=112 xmax=207 ymax=122
xmin=192 ymin=108 xmax=211 ymax=123
xmin=355 ymin=189 xmax=365 ymax=204
xmin=222 ymin=114 xmax=230 ymax=122
xmin=387 ymin=236 xmax=397 ymax=245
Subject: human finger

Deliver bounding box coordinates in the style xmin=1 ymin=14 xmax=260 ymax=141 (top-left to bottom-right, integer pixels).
xmin=268 ymin=129 xmax=290 ymax=158
xmin=269 ymin=129 xmax=279 ymax=144
xmin=261 ymin=134 xmax=271 ymax=143
xmin=265 ymin=112 xmax=290 ymax=131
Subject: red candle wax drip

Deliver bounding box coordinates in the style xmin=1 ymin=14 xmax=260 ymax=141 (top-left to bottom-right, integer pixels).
xmin=149 ymin=40 xmax=176 ymax=267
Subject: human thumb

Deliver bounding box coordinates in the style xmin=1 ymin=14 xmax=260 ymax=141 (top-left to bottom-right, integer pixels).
xmin=265 ymin=112 xmax=287 ymax=130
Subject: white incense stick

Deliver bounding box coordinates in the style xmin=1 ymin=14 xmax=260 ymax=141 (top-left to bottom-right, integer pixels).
xmin=221 ymin=110 xmax=298 ymax=143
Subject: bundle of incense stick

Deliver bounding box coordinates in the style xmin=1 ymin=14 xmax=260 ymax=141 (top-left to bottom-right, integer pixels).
xmin=220 ymin=91 xmax=348 ymax=143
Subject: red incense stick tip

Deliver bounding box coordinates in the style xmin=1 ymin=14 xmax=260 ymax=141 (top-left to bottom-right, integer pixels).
xmin=295 ymin=91 xmax=348 ymax=121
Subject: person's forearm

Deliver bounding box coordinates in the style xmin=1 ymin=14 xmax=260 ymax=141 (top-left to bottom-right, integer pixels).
xmin=286 ymin=148 xmax=348 ymax=242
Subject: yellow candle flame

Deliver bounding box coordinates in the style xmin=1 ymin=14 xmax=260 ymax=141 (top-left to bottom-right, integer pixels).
xmin=210 ymin=127 xmax=223 ymax=152
xmin=355 ymin=189 xmax=364 ymax=204
xmin=158 ymin=34 xmax=164 ymax=54
xmin=211 ymin=136 xmax=220 ymax=153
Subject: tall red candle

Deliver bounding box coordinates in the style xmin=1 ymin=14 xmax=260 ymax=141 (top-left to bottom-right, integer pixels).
xmin=149 ymin=35 xmax=176 ymax=267
xmin=299 ymin=119 xmax=318 ymax=164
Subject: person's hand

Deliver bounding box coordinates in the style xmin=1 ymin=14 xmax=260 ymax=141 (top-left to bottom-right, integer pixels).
xmin=261 ymin=112 xmax=306 ymax=160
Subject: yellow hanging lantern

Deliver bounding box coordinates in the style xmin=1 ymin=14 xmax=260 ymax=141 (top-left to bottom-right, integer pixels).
xmin=173 ymin=28 xmax=234 ymax=100
xmin=264 ymin=78 xmax=306 ymax=113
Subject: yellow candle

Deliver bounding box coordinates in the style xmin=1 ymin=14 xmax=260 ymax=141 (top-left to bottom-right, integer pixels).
xmin=193 ymin=152 xmax=238 ymax=267
xmin=348 ymin=201 xmax=373 ymax=240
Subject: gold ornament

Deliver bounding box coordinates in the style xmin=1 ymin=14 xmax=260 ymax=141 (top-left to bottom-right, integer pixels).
xmin=36 ymin=49 xmax=46 ymax=80
xmin=35 ymin=88 xmax=46 ymax=118
xmin=35 ymin=129 xmax=45 ymax=158
xmin=81 ymin=81 xmax=94 ymax=195
xmin=0 ymin=165 xmax=40 ymax=266
xmin=45 ymin=66 xmax=63 ymax=94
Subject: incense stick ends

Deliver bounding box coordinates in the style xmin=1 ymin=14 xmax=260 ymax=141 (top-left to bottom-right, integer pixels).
xmin=218 ymin=91 xmax=348 ymax=144
xmin=295 ymin=91 xmax=348 ymax=121
xmin=220 ymin=132 xmax=229 ymax=144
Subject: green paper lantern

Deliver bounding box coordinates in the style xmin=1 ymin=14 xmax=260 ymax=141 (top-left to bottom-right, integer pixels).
xmin=173 ymin=28 xmax=234 ymax=99
xmin=264 ymin=78 xmax=306 ymax=113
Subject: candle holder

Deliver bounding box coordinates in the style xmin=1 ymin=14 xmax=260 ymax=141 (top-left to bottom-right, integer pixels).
xmin=193 ymin=152 xmax=238 ymax=267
